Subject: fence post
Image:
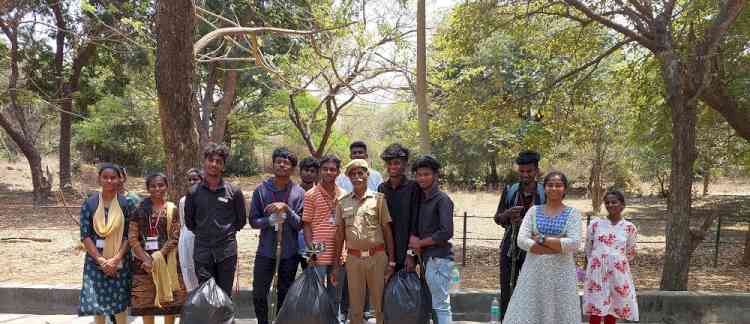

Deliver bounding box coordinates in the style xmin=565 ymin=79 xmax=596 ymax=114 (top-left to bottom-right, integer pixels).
xmin=714 ymin=213 xmax=723 ymax=268
xmin=462 ymin=211 xmax=467 ymax=267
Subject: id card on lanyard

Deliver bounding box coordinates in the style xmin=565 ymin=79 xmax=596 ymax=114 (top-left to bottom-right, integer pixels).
xmin=145 ymin=236 xmax=159 ymax=251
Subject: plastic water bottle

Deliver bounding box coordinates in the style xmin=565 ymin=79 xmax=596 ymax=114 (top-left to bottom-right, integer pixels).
xmin=490 ymin=295 xmax=501 ymax=324
xmin=449 ymin=266 xmax=461 ymax=293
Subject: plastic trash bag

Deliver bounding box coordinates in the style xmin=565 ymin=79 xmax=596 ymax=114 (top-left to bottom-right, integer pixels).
xmin=276 ymin=267 xmax=339 ymax=324
xmin=383 ymin=270 xmax=432 ymax=324
xmin=180 ymin=278 xmax=235 ymax=324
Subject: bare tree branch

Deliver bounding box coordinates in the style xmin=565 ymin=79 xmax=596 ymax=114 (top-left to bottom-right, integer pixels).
xmin=563 ymin=0 xmax=659 ymax=51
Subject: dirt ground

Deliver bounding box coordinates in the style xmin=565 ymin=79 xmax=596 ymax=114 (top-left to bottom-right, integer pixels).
xmin=1 ymin=160 xmax=749 ymax=292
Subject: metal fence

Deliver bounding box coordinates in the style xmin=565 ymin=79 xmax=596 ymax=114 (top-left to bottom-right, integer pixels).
xmin=454 ymin=211 xmax=749 ymax=268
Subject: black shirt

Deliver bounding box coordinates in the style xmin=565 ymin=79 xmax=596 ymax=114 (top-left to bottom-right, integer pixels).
xmin=495 ymin=182 xmax=545 ymax=253
xmin=378 ymin=176 xmax=420 ymax=266
xmin=185 ymin=178 xmax=247 ymax=263
xmin=415 ymin=182 xmax=454 ymax=259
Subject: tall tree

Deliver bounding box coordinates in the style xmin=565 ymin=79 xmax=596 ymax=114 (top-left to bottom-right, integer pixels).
xmin=553 ymin=0 xmax=746 ymax=291
xmin=155 ymin=0 xmax=200 ymax=200
xmin=48 ymin=0 xmax=105 ymax=191
xmin=416 ymin=0 xmax=431 ymax=154
xmin=0 ymin=3 xmax=52 ymax=203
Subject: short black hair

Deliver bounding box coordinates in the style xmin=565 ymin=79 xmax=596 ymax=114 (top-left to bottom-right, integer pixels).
xmin=145 ymin=172 xmax=168 ymax=189
xmin=272 ymin=147 xmax=298 ymax=167
xmin=543 ymin=171 xmax=569 ymax=189
xmin=98 ymin=163 xmax=122 ymax=177
xmin=350 ymin=141 xmax=367 ymax=152
xmin=186 ymin=168 xmax=202 ymax=178
xmin=605 ymin=190 xmax=626 ymax=205
xmin=381 ymin=143 xmax=410 ymax=161
xmin=203 ymin=142 xmax=230 ymax=162
xmin=411 ymin=155 xmax=441 ymax=173
xmin=516 ymin=150 xmax=540 ymax=167
xmin=319 ymin=154 xmax=341 ymax=169
xmin=299 ymin=156 xmax=320 ymax=171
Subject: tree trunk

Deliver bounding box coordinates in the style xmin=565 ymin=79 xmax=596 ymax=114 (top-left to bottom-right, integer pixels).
xmin=59 ymin=102 xmax=72 ymax=189
xmin=0 ymin=116 xmax=51 ymax=203
xmin=0 ymin=17 xmax=51 ymax=203
xmin=743 ymin=221 xmax=750 ymax=266
xmin=590 ymin=131 xmax=606 ymax=215
xmin=702 ymin=168 xmax=711 ymax=196
xmin=486 ymin=152 xmax=499 ymax=190
xmin=659 ymin=53 xmax=699 ymax=291
xmin=416 ymin=0 xmax=431 ymax=154
xmin=197 ymin=63 xmax=217 ymax=149
xmin=155 ymin=0 xmax=200 ymax=201
xmin=212 ymin=69 xmax=238 ymax=142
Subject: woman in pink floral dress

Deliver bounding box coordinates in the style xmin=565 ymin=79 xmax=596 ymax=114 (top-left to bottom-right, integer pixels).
xmin=583 ymin=190 xmax=638 ymax=324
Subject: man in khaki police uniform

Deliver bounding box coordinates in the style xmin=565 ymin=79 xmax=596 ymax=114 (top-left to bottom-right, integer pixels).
xmin=332 ymin=159 xmax=396 ymax=324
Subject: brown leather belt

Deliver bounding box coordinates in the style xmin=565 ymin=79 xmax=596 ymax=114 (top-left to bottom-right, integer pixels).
xmin=347 ymin=244 xmax=385 ymax=257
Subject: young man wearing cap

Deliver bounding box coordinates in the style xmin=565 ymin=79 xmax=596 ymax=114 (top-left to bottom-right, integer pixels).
xmin=408 ymin=155 xmax=455 ymax=324
xmin=378 ymin=143 xmax=419 ymax=272
xmin=332 ymin=159 xmax=396 ymax=324
xmin=336 ymin=141 xmax=383 ymax=193
xmin=493 ymin=150 xmax=545 ymax=320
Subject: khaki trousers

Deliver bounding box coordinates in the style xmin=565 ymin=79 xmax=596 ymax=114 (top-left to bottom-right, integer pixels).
xmin=345 ymin=251 xmax=387 ymax=324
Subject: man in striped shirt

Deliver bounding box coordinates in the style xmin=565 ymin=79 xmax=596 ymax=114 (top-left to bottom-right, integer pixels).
xmin=302 ymin=154 xmax=347 ymax=316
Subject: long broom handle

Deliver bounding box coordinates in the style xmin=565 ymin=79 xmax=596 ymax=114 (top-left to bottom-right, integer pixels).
xmin=269 ymin=222 xmax=284 ymax=322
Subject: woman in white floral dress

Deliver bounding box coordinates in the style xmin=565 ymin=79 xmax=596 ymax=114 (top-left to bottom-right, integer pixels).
xmin=504 ymin=171 xmax=582 ymax=324
xmin=583 ymin=190 xmax=638 ymax=324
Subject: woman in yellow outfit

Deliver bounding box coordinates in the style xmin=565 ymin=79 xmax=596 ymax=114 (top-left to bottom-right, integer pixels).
xmin=128 ymin=172 xmax=186 ymax=324
xmin=78 ymin=164 xmax=132 ymax=324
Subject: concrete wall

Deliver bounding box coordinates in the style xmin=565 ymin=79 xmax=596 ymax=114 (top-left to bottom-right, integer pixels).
xmin=0 ymin=284 xmax=747 ymax=323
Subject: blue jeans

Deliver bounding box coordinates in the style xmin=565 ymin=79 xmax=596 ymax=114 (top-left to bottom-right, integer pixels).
xmin=425 ymin=257 xmax=453 ymax=324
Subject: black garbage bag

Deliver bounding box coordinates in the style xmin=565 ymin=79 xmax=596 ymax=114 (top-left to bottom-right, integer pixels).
xmin=276 ymin=267 xmax=339 ymax=324
xmin=180 ymin=278 xmax=235 ymax=324
xmin=383 ymin=270 xmax=432 ymax=324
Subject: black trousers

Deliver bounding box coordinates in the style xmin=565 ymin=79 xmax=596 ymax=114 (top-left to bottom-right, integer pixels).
xmin=499 ymin=245 xmax=526 ymax=321
xmin=253 ymin=255 xmax=299 ymax=324
xmin=195 ymin=254 xmax=238 ymax=297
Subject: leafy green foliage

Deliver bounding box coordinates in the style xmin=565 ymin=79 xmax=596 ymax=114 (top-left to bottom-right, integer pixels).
xmin=73 ymin=91 xmax=163 ymax=175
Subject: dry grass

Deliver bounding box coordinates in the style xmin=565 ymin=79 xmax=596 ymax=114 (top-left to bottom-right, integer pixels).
xmin=0 ymin=171 xmax=748 ymax=292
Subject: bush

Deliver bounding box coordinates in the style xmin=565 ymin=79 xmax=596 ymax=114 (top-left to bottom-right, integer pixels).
xmin=73 ymin=95 xmax=163 ymax=174
xmin=224 ymin=141 xmax=259 ymax=176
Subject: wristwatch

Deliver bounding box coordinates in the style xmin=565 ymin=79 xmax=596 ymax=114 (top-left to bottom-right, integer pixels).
xmin=536 ymin=234 xmax=546 ymax=245
xmin=388 ymin=261 xmax=396 ymax=267
xmin=406 ymin=249 xmax=417 ymax=256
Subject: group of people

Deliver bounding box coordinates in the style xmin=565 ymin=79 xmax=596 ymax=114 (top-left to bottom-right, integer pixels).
xmin=77 ymin=140 xmax=639 ymax=324
xmin=77 ymin=141 xmax=455 ymax=324
xmin=494 ymin=151 xmax=639 ymax=324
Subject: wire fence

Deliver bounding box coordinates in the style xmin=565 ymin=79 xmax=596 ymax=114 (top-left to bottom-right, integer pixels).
xmin=453 ymin=212 xmax=749 ymax=268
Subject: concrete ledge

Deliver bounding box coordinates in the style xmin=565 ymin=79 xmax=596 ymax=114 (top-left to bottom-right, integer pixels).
xmin=1 ymin=284 xmax=748 ymax=323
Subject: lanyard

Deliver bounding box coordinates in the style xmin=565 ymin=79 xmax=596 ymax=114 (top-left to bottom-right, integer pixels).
xmin=148 ymin=208 xmax=163 ymax=236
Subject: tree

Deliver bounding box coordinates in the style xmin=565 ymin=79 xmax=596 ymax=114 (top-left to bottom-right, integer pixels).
xmin=48 ymin=0 xmax=106 ymax=191
xmin=0 ymin=2 xmax=53 ymax=203
xmin=513 ymin=0 xmax=747 ymax=290
xmin=155 ymin=0 xmax=200 ymax=201
xmin=273 ymin=0 xmax=414 ymax=157
xmin=416 ymin=0 xmax=431 ymax=154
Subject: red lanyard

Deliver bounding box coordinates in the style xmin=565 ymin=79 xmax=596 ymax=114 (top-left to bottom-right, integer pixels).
xmin=148 ymin=208 xmax=162 ymax=236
